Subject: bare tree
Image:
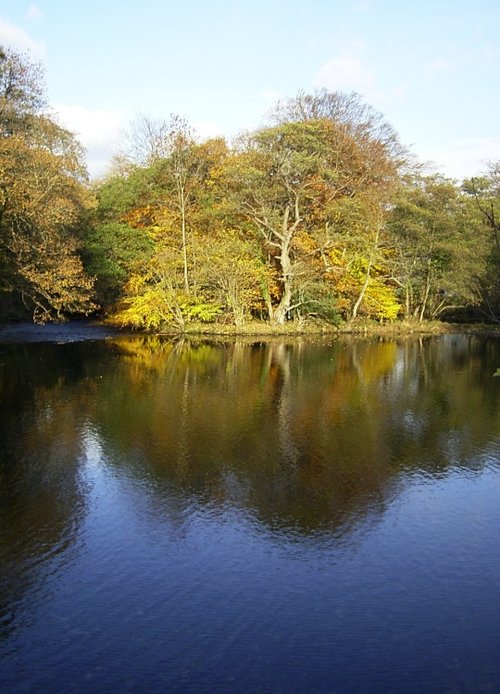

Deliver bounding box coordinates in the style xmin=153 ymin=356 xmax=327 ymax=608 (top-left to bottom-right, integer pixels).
xmin=122 ymin=113 xmax=171 ymax=166
xmin=269 ymin=88 xmax=407 ymax=166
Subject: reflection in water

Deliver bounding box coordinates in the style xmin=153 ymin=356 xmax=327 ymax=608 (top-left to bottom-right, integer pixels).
xmin=87 ymin=334 xmax=500 ymax=536
xmin=0 ymin=331 xmax=500 ymax=692
xmin=0 ymin=344 xmax=90 ymax=643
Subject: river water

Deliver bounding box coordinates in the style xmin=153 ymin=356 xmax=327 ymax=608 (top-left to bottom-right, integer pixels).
xmin=0 ymin=326 xmax=499 ymax=692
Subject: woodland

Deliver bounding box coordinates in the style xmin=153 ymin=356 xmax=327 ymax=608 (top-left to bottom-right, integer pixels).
xmin=1 ymin=46 xmax=499 ymax=331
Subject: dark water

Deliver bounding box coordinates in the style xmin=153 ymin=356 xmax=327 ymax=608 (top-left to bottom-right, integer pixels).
xmin=1 ymin=327 xmax=500 ymax=693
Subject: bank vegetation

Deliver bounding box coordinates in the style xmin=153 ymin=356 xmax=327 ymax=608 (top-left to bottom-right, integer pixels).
xmin=1 ymin=47 xmax=499 ymax=332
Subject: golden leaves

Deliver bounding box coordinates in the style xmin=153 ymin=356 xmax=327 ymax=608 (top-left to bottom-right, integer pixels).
xmin=0 ymin=119 xmax=95 ymax=318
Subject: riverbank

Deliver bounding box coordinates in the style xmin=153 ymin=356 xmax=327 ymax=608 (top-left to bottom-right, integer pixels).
xmin=126 ymin=318 xmax=500 ymax=339
xmin=2 ymin=317 xmax=499 ymax=344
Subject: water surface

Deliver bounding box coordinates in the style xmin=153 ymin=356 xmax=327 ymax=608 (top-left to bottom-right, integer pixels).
xmin=1 ymin=329 xmax=499 ymax=692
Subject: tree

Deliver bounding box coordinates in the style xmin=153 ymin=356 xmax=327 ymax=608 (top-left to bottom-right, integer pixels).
xmin=0 ymin=46 xmax=95 ymax=321
xmin=117 ymin=114 xmax=210 ymax=295
xmin=83 ymin=221 xmax=154 ymax=306
xmin=463 ymin=164 xmax=500 ymax=321
xmin=269 ymin=88 xmax=406 ymax=166
xmin=121 ymin=113 xmax=171 ymax=166
xmin=0 ymin=46 xmax=45 ymax=137
xmin=196 ymin=230 xmax=268 ymax=325
xmin=223 ymin=96 xmax=401 ymax=324
xmin=269 ymin=89 xmax=405 ymax=323
xmin=467 ymin=163 xmax=500 ymax=256
xmin=126 ymin=116 xmax=205 ymax=295
xmin=387 ymin=174 xmax=489 ymax=321
xmin=165 ymin=116 xmax=199 ymax=293
xmin=84 ymin=164 xmax=157 ymax=308
xmin=105 ymin=135 xmax=254 ymax=330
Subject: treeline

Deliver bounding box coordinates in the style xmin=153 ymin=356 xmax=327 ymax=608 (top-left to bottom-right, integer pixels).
xmin=1 ymin=46 xmax=499 ymax=328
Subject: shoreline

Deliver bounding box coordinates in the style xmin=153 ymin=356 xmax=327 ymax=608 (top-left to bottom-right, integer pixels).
xmin=102 ymin=317 xmax=500 ymax=339
xmin=1 ymin=318 xmax=499 ymax=344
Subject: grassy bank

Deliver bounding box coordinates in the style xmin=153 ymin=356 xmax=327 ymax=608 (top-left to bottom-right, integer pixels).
xmin=104 ymin=317 xmax=500 ymax=339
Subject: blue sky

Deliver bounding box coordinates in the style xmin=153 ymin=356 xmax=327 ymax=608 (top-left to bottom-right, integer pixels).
xmin=1 ymin=0 xmax=499 ymax=179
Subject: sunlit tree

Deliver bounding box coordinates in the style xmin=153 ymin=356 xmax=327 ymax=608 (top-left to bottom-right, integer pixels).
xmin=0 ymin=46 xmax=95 ymax=321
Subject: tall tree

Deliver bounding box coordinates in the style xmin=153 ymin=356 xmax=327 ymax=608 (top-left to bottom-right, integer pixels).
xmin=387 ymin=174 xmax=489 ymax=321
xmin=0 ymin=46 xmax=95 ymax=321
xmin=269 ymin=89 xmax=406 ymax=322
xmin=132 ymin=116 xmax=205 ymax=294
xmin=223 ymin=94 xmax=401 ymax=324
xmin=121 ymin=113 xmax=171 ymax=166
xmin=463 ymin=164 xmax=500 ymax=321
xmin=0 ymin=46 xmax=45 ymax=136
xmin=270 ymin=88 xmax=406 ymax=165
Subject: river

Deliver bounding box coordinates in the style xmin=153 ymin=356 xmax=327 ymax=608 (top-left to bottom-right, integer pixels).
xmin=1 ymin=325 xmax=499 ymax=692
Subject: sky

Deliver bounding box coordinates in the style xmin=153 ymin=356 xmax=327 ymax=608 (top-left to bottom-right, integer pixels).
xmin=1 ymin=0 xmax=499 ymax=179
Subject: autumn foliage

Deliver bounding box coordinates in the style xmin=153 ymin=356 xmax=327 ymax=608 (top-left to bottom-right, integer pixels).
xmin=1 ymin=47 xmax=499 ymax=327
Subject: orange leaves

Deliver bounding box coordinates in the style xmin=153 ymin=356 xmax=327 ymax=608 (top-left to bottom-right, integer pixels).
xmin=293 ymin=230 xmax=318 ymax=255
xmin=0 ymin=113 xmax=96 ymax=318
xmin=121 ymin=205 xmax=155 ymax=229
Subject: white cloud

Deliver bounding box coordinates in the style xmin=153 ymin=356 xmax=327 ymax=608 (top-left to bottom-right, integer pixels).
xmin=193 ymin=120 xmax=224 ymax=140
xmin=417 ymin=137 xmax=500 ymax=180
xmin=54 ymin=104 xmax=128 ymax=178
xmin=313 ymin=55 xmax=375 ymax=94
xmin=54 ymin=107 xmax=228 ymax=176
xmin=0 ymin=18 xmax=45 ymax=57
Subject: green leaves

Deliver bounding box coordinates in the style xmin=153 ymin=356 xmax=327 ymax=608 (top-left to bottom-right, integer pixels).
xmin=87 ymin=91 xmax=500 ymax=330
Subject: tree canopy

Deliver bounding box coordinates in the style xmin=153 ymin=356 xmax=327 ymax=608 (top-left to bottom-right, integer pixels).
xmin=1 ymin=45 xmax=499 ymax=328
xmin=0 ymin=46 xmax=94 ymax=321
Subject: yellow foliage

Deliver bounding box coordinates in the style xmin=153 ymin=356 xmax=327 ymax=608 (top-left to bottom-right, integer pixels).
xmin=363 ymin=278 xmax=401 ymax=321
xmin=326 ymin=249 xmax=401 ymax=321
xmin=113 ymin=268 xmax=223 ymax=330
xmin=114 ymin=287 xmax=172 ymax=330
xmin=294 ymin=231 xmax=318 ymax=255
xmin=121 ymin=205 xmax=155 ymax=228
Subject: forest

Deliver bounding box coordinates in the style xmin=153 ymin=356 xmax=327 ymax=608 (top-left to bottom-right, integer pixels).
xmin=1 ymin=46 xmax=499 ymax=330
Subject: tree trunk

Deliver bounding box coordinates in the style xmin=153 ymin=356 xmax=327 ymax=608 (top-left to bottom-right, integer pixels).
xmin=272 ymin=211 xmax=294 ymax=325
xmin=180 ymin=187 xmax=189 ymax=293
xmin=404 ymin=282 xmax=412 ymax=319
xmin=350 ymin=256 xmax=372 ymax=321
xmin=419 ymin=259 xmax=432 ymax=322
xmin=349 ymin=222 xmax=380 ymax=323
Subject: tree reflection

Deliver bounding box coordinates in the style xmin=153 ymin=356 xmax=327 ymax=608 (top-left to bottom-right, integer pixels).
xmin=92 ymin=333 xmax=500 ymax=537
xmin=0 ymin=343 xmax=94 ymax=641
xmin=1 ymin=331 xmax=499 ymax=627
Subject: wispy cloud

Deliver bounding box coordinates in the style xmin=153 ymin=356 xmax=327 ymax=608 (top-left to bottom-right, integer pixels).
xmin=54 ymin=106 xmax=226 ymax=176
xmin=0 ymin=18 xmax=45 ymax=56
